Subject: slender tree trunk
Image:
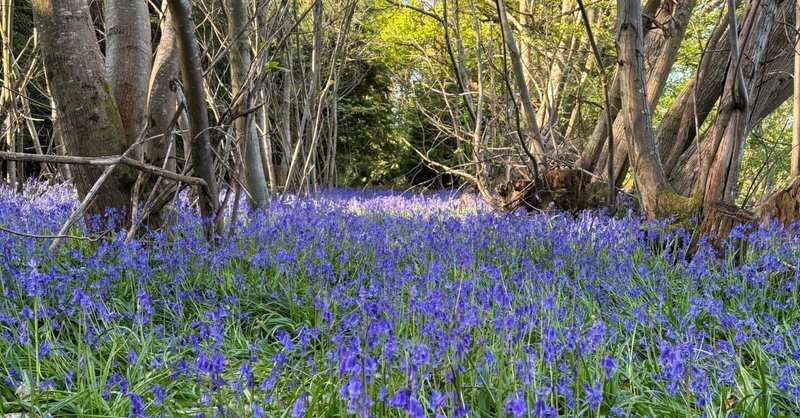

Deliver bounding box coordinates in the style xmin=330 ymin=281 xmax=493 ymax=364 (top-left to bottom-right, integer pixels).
xmin=657 ymin=9 xmax=729 ymax=177
xmin=590 ymin=0 xmax=697 ymax=184
xmin=32 ymin=0 xmax=135 ymax=215
xmin=167 ymin=0 xmax=221 ymax=234
xmin=496 ymin=0 xmax=547 ymax=172
xmin=146 ymin=6 xmax=178 ymax=173
xmin=227 ymin=0 xmax=269 ymax=208
xmin=793 ymin=3 xmax=800 ymax=177
xmin=1 ymin=0 xmax=14 ymax=187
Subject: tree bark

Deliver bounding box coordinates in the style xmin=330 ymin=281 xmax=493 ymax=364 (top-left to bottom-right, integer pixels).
xmin=701 ymin=0 xmax=780 ymax=211
xmin=227 ymin=0 xmax=269 ymax=208
xmin=105 ymin=0 xmax=151 ymax=152
xmin=793 ymin=4 xmax=800 ymax=178
xmin=32 ymin=0 xmax=135 ymax=215
xmin=617 ymin=0 xmax=689 ymax=218
xmin=167 ymin=0 xmax=221 ymax=234
xmin=589 ymin=0 xmax=697 ymax=184
xmin=146 ymin=6 xmax=179 ymax=173
xmin=666 ymin=0 xmax=794 ymax=196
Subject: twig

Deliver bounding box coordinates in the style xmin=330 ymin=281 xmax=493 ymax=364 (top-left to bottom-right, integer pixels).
xmin=48 ymin=165 xmax=116 ymax=251
xmin=0 ymin=225 xmax=103 ymax=242
xmin=0 ymin=151 xmax=208 ymax=188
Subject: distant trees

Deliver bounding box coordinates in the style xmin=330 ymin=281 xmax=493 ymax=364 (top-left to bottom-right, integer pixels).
xmin=382 ymin=0 xmax=800 ymax=230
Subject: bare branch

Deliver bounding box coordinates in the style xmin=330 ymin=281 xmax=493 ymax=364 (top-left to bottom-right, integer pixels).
xmin=0 ymin=151 xmax=208 ymax=188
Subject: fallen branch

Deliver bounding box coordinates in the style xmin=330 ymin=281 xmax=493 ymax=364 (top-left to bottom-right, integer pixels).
xmin=0 ymin=151 xmax=208 ymax=188
xmin=0 ymin=225 xmax=103 ymax=242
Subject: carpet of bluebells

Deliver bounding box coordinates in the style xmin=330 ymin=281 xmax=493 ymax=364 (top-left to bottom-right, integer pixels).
xmin=1 ymin=181 xmax=800 ymax=417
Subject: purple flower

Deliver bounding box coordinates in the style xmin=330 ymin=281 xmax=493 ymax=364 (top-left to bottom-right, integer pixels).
xmin=38 ymin=341 xmax=51 ymax=360
xmin=430 ymin=389 xmax=447 ymax=410
xmin=505 ymin=391 xmax=526 ymax=417
xmin=252 ymin=401 xmax=264 ymax=418
xmin=389 ymin=387 xmax=411 ymax=408
xmin=153 ymin=384 xmax=166 ymax=406
xmin=601 ymin=355 xmax=616 ymax=379
xmin=129 ymin=393 xmax=145 ymax=418
xmin=291 ymin=393 xmax=306 ymax=418
xmin=407 ymin=395 xmax=425 ymax=418
xmin=610 ymin=405 xmax=626 ymax=417
xmin=583 ymin=382 xmax=602 ymax=410
xmin=240 ymin=361 xmax=254 ymax=388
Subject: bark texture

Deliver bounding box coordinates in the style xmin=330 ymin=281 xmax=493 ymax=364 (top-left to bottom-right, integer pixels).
xmin=227 ymin=0 xmax=269 ymax=208
xmin=146 ymin=8 xmax=179 ymax=172
xmin=667 ymin=0 xmax=794 ymax=195
xmin=579 ymin=0 xmax=695 ymax=181
xmin=32 ymin=0 xmax=135 ymax=215
xmin=756 ymin=177 xmax=800 ymax=227
xmin=616 ymin=0 xmax=688 ymax=218
xmin=105 ymin=0 xmax=151 ymax=151
xmin=793 ymin=5 xmax=800 ymax=178
xmin=701 ymin=0 xmax=780 ymax=211
xmin=167 ymin=0 xmax=220 ymax=231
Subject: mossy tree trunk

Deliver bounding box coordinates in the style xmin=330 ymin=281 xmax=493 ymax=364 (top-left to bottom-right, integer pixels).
xmin=31 ymin=0 xmax=135 ymax=216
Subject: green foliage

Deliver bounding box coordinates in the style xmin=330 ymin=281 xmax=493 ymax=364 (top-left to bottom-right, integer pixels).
xmin=738 ymin=101 xmax=793 ymax=205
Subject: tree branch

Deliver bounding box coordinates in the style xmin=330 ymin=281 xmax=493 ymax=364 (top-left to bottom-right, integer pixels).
xmin=0 ymin=151 xmax=208 ymax=188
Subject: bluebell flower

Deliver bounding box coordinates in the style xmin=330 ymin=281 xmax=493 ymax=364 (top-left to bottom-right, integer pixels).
xmin=153 ymin=383 xmax=166 ymax=406
xmin=504 ymin=391 xmax=526 ymax=417
xmin=583 ymin=382 xmax=602 ymax=410
xmin=429 ymin=388 xmax=446 ymax=410
xmin=291 ymin=393 xmax=306 ymax=418
xmin=389 ymin=387 xmax=411 ymax=408
xmin=601 ymin=355 xmax=616 ymax=379
xmin=610 ymin=405 xmax=626 ymax=417
xmin=38 ymin=341 xmax=51 ymax=359
xmin=129 ymin=393 xmax=145 ymax=418
xmin=252 ymin=401 xmax=264 ymax=418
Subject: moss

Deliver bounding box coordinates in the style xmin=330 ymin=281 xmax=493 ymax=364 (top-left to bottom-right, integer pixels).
xmin=656 ymin=188 xmax=697 ymax=222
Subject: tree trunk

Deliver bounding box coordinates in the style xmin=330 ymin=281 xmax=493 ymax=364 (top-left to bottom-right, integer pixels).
xmin=496 ymin=0 xmax=547 ymax=172
xmin=105 ymin=0 xmax=151 ymax=153
xmin=227 ymin=0 xmax=269 ymax=208
xmin=690 ymin=202 xmax=756 ymax=262
xmin=588 ymin=0 xmax=697 ymax=184
xmin=167 ymin=0 xmax=221 ymax=235
xmin=756 ymin=176 xmax=800 ymax=226
xmin=666 ymin=0 xmax=794 ymax=196
xmin=701 ymin=0 xmax=779 ymax=211
xmin=617 ymin=0 xmax=689 ymax=218
xmin=1 ymin=0 xmax=16 ymax=188
xmin=793 ymin=4 xmax=800 ymax=178
xmin=146 ymin=7 xmax=178 ymax=173
xmin=32 ymin=0 xmax=135 ymax=215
